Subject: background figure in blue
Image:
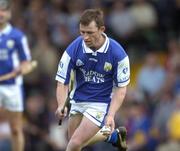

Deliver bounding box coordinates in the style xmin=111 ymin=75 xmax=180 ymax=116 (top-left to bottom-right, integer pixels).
xmin=0 ymin=0 xmax=32 ymax=151
xmin=55 ymin=9 xmax=130 ymax=151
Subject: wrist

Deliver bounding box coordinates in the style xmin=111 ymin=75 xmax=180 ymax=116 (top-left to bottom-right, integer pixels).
xmin=58 ymin=104 xmax=63 ymax=108
xmin=58 ymin=102 xmax=66 ymax=108
xmin=107 ymin=113 xmax=115 ymax=118
xmin=14 ymin=69 xmax=21 ymax=76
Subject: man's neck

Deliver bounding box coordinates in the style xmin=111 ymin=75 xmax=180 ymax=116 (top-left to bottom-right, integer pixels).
xmin=0 ymin=23 xmax=7 ymax=31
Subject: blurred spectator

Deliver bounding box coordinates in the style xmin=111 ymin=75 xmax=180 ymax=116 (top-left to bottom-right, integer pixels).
xmin=173 ymin=0 xmax=180 ymax=37
xmin=157 ymin=141 xmax=180 ymax=151
xmin=66 ymin=0 xmax=85 ymax=38
xmin=152 ymin=86 xmax=175 ymax=141
xmin=166 ymin=38 xmax=180 ymax=72
xmin=136 ymin=51 xmax=166 ymax=102
xmin=167 ymin=94 xmax=180 ymax=140
xmin=24 ymin=93 xmax=52 ymax=151
xmin=155 ymin=0 xmax=175 ymax=32
xmin=129 ymin=0 xmax=157 ymax=29
xmin=128 ymin=0 xmax=158 ymax=49
xmin=48 ymin=0 xmax=71 ymax=49
xmin=107 ymin=0 xmax=136 ymax=40
xmin=156 ymin=94 xmax=180 ymax=151
xmin=29 ymin=33 xmax=58 ymax=95
xmin=125 ymin=101 xmax=154 ymax=151
xmin=168 ymin=111 xmax=180 ymax=140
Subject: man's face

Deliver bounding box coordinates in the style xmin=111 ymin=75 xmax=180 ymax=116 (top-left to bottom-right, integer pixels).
xmin=0 ymin=7 xmax=11 ymax=25
xmin=80 ymin=21 xmax=105 ymax=48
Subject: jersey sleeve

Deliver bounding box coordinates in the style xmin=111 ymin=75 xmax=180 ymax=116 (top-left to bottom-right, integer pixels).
xmin=55 ymin=37 xmax=81 ymax=84
xmin=55 ymin=38 xmax=79 ymax=84
xmin=113 ymin=53 xmax=130 ymax=87
xmin=55 ymin=51 xmax=74 ymax=84
xmin=16 ymin=34 xmax=31 ymax=61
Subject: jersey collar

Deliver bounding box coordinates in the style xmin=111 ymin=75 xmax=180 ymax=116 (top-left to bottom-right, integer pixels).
xmin=82 ymin=33 xmax=109 ymax=54
xmin=0 ymin=23 xmax=12 ymax=36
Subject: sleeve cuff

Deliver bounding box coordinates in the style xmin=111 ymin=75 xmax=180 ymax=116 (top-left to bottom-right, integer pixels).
xmin=117 ymin=79 xmax=130 ymax=87
xmin=55 ymin=75 xmax=65 ymax=84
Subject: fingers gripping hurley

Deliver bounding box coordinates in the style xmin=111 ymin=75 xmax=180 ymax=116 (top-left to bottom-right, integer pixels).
xmin=58 ymin=95 xmax=70 ymax=126
xmin=23 ymin=60 xmax=38 ymax=74
xmin=58 ymin=108 xmax=65 ymax=125
xmin=0 ymin=60 xmax=38 ymax=81
xmin=100 ymin=126 xmax=111 ymax=135
xmin=29 ymin=60 xmax=38 ymax=72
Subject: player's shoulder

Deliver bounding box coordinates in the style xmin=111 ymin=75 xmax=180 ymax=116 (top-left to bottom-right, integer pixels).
xmin=10 ymin=26 xmax=25 ymax=39
xmin=109 ymin=38 xmax=124 ymax=51
xmin=66 ymin=36 xmax=83 ymax=53
xmin=68 ymin=36 xmax=83 ymax=47
xmin=108 ymin=38 xmax=127 ymax=57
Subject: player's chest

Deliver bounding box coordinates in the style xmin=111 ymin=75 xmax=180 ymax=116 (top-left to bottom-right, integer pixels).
xmin=0 ymin=37 xmax=15 ymax=60
xmin=75 ymin=52 xmax=113 ymax=74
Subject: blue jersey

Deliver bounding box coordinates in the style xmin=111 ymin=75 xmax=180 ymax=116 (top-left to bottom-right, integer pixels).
xmin=0 ymin=24 xmax=31 ymax=85
xmin=56 ymin=33 xmax=130 ymax=103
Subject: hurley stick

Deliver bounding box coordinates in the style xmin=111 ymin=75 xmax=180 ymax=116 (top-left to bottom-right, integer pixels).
xmin=0 ymin=60 xmax=38 ymax=82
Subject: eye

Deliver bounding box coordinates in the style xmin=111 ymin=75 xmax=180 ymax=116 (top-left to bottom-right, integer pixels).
xmin=80 ymin=31 xmax=85 ymax=35
xmin=87 ymin=31 xmax=94 ymax=35
xmin=80 ymin=31 xmax=95 ymax=35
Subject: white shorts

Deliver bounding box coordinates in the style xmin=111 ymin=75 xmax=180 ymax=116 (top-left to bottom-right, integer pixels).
xmin=70 ymin=100 xmax=109 ymax=127
xmin=0 ymin=85 xmax=24 ymax=112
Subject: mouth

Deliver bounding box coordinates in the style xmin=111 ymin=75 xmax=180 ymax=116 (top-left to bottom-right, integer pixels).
xmin=85 ymin=41 xmax=92 ymax=45
xmin=85 ymin=40 xmax=91 ymax=43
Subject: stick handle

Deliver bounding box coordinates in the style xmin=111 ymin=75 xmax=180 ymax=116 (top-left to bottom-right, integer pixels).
xmin=58 ymin=94 xmax=70 ymax=126
xmin=58 ymin=108 xmax=65 ymax=125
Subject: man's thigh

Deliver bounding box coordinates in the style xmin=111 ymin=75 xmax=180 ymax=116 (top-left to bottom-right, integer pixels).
xmin=68 ymin=113 xmax=83 ymax=139
xmin=70 ymin=101 xmax=108 ymax=127
xmin=6 ymin=111 xmax=23 ymax=130
xmin=69 ymin=115 xmax=100 ymax=147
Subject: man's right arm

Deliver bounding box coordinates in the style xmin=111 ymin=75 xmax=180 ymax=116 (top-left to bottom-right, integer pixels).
xmin=55 ymin=82 xmax=69 ymax=119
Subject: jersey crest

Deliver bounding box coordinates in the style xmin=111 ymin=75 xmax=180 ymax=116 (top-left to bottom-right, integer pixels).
xmin=76 ymin=59 xmax=84 ymax=66
xmin=95 ymin=111 xmax=104 ymax=120
xmin=6 ymin=39 xmax=15 ymax=49
xmin=104 ymin=62 xmax=112 ymax=72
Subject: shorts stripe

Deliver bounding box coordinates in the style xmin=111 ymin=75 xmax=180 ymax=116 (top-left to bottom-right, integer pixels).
xmin=84 ymin=112 xmax=101 ymax=127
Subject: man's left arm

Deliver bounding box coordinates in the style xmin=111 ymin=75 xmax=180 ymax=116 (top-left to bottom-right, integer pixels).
xmin=0 ymin=60 xmax=37 ymax=81
xmin=105 ymin=53 xmax=130 ymax=131
xmin=105 ymin=86 xmax=127 ymax=132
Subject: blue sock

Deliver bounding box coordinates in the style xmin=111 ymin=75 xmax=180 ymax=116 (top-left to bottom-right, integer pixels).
xmin=106 ymin=130 xmax=118 ymax=144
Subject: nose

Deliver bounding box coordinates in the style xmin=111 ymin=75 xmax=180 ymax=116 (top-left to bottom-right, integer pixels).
xmin=84 ymin=36 xmax=89 ymax=41
xmin=82 ymin=33 xmax=89 ymax=40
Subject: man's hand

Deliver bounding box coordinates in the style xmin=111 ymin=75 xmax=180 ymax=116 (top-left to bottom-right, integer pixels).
xmin=105 ymin=115 xmax=115 ymax=133
xmin=55 ymin=106 xmax=68 ymax=122
xmin=20 ymin=60 xmax=37 ymax=75
xmin=0 ymin=60 xmax=37 ymax=82
xmin=100 ymin=125 xmax=111 ymax=136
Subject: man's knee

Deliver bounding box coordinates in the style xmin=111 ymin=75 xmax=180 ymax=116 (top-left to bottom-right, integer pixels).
xmin=10 ymin=125 xmax=22 ymax=136
xmin=67 ymin=138 xmax=83 ymax=150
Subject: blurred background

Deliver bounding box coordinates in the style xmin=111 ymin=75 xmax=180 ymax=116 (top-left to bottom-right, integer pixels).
xmin=0 ymin=0 xmax=180 ymax=151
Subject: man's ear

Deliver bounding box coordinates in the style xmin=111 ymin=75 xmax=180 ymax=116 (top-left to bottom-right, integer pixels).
xmin=100 ymin=26 xmax=105 ymax=33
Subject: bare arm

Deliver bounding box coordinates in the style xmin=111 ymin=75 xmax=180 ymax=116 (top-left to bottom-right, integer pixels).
xmin=20 ymin=60 xmax=36 ymax=74
xmin=105 ymin=86 xmax=127 ymax=131
xmin=56 ymin=82 xmax=69 ymax=106
xmin=0 ymin=60 xmax=37 ymax=81
xmin=55 ymin=82 xmax=69 ymax=120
